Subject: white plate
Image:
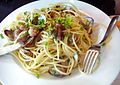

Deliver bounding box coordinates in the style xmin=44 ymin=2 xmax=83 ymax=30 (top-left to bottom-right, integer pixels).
xmin=0 ymin=0 xmax=120 ymax=85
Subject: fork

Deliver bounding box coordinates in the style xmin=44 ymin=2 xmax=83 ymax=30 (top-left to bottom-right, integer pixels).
xmin=82 ymin=16 xmax=119 ymax=74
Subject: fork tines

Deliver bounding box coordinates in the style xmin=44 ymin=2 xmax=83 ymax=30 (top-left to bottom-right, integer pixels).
xmin=82 ymin=49 xmax=99 ymax=74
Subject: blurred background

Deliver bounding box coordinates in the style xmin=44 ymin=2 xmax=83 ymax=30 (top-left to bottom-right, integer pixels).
xmin=0 ymin=0 xmax=120 ymax=22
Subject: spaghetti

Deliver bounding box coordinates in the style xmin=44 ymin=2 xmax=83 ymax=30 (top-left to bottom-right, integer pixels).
xmin=3 ymin=2 xmax=97 ymax=77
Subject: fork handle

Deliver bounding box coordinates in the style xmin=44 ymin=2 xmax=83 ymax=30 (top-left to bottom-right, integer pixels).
xmin=99 ymin=16 xmax=119 ymax=45
xmin=0 ymin=43 xmax=21 ymax=56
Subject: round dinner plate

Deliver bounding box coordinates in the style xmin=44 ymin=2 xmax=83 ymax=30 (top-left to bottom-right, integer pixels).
xmin=0 ymin=0 xmax=120 ymax=85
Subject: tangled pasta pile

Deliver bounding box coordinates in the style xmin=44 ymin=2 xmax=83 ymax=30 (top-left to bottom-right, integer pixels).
xmin=3 ymin=3 xmax=97 ymax=77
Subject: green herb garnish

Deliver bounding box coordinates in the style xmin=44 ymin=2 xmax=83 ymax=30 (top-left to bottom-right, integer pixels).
xmin=101 ymin=42 xmax=106 ymax=47
xmin=48 ymin=25 xmax=54 ymax=31
xmin=34 ymin=73 xmax=40 ymax=78
xmin=0 ymin=33 xmax=4 ymax=39
xmin=24 ymin=11 xmax=28 ymax=15
xmin=64 ymin=15 xmax=72 ymax=28
xmin=55 ymin=17 xmax=64 ymax=24
xmin=40 ymin=8 xmax=46 ymax=12
xmin=55 ymin=15 xmax=72 ymax=28
xmin=38 ymin=19 xmax=45 ymax=28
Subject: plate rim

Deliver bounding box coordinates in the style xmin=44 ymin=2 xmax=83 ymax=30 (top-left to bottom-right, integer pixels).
xmin=0 ymin=0 xmax=120 ymax=85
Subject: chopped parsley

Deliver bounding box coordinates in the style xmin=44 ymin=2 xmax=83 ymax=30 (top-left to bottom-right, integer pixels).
xmin=55 ymin=17 xmax=64 ymax=24
xmin=38 ymin=19 xmax=45 ymax=28
xmin=24 ymin=11 xmax=28 ymax=15
xmin=55 ymin=15 xmax=72 ymax=28
xmin=40 ymin=8 xmax=46 ymax=12
xmin=0 ymin=33 xmax=4 ymax=39
xmin=48 ymin=25 xmax=54 ymax=32
xmin=34 ymin=73 xmax=40 ymax=78
xmin=64 ymin=15 xmax=72 ymax=28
